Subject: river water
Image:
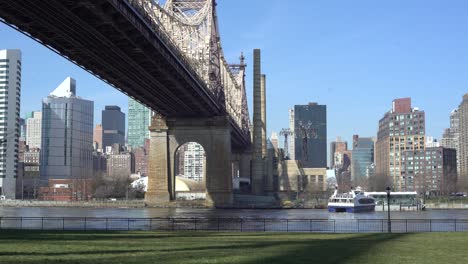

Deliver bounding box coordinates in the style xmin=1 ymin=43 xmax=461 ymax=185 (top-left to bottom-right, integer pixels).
xmin=0 ymin=207 xmax=467 ymax=219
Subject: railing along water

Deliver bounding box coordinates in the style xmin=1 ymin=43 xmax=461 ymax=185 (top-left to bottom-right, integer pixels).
xmin=0 ymin=217 xmax=467 ymax=233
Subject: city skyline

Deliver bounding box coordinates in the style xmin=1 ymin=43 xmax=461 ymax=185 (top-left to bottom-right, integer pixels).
xmin=1 ymin=1 xmax=468 ymax=150
xmin=1 ymin=4 xmax=468 ymax=262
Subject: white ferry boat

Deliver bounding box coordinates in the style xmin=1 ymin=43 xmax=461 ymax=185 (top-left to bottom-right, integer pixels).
xmin=328 ymin=187 xmax=376 ymax=213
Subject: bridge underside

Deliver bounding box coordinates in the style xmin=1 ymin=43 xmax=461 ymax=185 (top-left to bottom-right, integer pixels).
xmin=0 ymin=0 xmax=249 ymax=148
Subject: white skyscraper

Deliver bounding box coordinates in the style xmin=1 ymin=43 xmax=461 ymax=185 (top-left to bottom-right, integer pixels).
xmin=183 ymin=142 xmax=205 ymax=182
xmin=26 ymin=111 xmax=42 ymax=149
xmin=40 ymin=77 xmax=94 ymax=185
xmin=0 ymin=50 xmax=21 ymax=199
xmin=288 ymin=108 xmax=295 ymax=160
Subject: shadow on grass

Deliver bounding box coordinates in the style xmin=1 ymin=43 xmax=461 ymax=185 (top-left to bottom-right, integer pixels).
xmin=0 ymin=250 xmax=150 ymax=257
xmin=0 ymin=230 xmax=179 ymax=241
xmin=0 ymin=231 xmax=409 ymax=264
xmin=237 ymin=232 xmax=409 ymax=264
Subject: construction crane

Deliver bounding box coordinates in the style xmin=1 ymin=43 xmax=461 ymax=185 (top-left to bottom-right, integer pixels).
xmin=279 ymin=128 xmax=293 ymax=159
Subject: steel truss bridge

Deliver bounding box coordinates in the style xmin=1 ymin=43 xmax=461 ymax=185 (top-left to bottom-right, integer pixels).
xmin=0 ymin=0 xmax=251 ymax=148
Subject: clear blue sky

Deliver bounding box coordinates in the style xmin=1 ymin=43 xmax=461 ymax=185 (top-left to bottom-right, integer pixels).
xmin=1 ymin=0 xmax=467 ymax=147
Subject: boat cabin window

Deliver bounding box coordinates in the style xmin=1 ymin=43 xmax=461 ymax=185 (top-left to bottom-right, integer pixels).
xmin=358 ymin=198 xmax=375 ymax=204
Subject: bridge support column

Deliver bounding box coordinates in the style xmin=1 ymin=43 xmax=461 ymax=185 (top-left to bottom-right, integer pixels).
xmin=146 ymin=115 xmax=171 ymax=205
xmin=146 ymin=114 xmax=237 ymax=207
xmin=239 ymin=153 xmax=252 ymax=178
xmin=166 ymin=116 xmax=234 ymax=207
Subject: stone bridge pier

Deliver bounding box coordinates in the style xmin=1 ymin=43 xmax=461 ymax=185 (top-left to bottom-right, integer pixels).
xmin=145 ymin=115 xmax=234 ymax=207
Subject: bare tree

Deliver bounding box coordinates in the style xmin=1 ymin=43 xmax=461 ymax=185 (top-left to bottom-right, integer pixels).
xmin=301 ymin=176 xmax=328 ymax=208
xmin=352 ymin=176 xmax=370 ymax=190
xmin=368 ymin=173 xmax=391 ymax=191
xmin=91 ymin=171 xmax=135 ymax=199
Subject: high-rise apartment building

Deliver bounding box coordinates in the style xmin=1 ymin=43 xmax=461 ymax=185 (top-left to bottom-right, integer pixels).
xmin=20 ymin=112 xmax=34 ymax=141
xmin=351 ymin=135 xmax=374 ymax=181
xmin=102 ymin=106 xmax=125 ymax=150
xmin=402 ymin=147 xmax=457 ymax=195
xmin=459 ymin=94 xmax=468 ymax=190
xmin=93 ymin=124 xmax=103 ymax=151
xmin=375 ymin=98 xmax=426 ymax=191
xmin=0 ymin=49 xmax=21 ymax=199
xmin=440 ymin=109 xmax=460 ymax=181
xmin=40 ymin=77 xmax=94 ymax=188
xmin=132 ymin=146 xmax=148 ymax=176
xmin=441 ymin=110 xmax=459 ymax=148
xmin=19 ymin=117 xmax=26 ymax=141
xmin=127 ymin=98 xmax=151 ymax=148
xmin=293 ymin=103 xmax=327 ymax=168
xmin=26 ymin=111 xmax=42 ymax=149
xmin=107 ymin=150 xmax=133 ymax=178
xmin=183 ymin=142 xmax=205 ymax=182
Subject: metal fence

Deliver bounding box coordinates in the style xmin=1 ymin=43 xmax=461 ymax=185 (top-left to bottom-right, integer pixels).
xmin=1 ymin=217 xmax=467 ymax=233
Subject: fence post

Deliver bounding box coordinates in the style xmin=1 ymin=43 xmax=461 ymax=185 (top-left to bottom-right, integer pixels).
xmin=334 ymin=220 xmax=336 ymax=233
xmin=406 ymin=219 xmax=408 ymax=233
xmin=127 ymin=218 xmax=130 ymax=231
xmin=106 ymin=218 xmax=108 ymax=231
xmin=430 ymin=219 xmax=432 ymax=232
xmin=309 ymin=220 xmax=312 ymax=232
xmin=286 ymin=219 xmax=289 ymax=232
xmin=240 ymin=218 xmax=243 ymax=232
xmin=454 ymin=219 xmax=457 ymax=232
xmin=172 ymin=218 xmax=175 ymax=231
xmin=41 ymin=217 xmax=44 ymax=230
xmin=263 ymin=218 xmax=266 ymax=232
xmin=381 ymin=219 xmax=384 ymax=233
xmin=62 ymin=217 xmax=65 ymax=231
xmin=357 ymin=219 xmax=360 ymax=232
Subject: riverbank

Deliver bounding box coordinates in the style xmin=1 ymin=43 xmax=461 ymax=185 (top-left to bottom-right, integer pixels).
xmin=0 ymin=231 xmax=466 ymax=264
xmin=2 ymin=199 xmax=468 ymax=210
xmin=0 ymin=200 xmax=210 ymax=208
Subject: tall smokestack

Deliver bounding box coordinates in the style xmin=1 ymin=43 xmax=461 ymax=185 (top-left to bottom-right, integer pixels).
xmin=252 ymin=49 xmax=264 ymax=194
xmin=261 ymin=74 xmax=267 ymax=158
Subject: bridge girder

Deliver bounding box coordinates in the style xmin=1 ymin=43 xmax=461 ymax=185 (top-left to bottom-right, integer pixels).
xmin=0 ymin=0 xmax=251 ymax=148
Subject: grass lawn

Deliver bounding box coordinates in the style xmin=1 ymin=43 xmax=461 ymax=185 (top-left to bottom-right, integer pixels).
xmin=0 ymin=231 xmax=466 ymax=264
